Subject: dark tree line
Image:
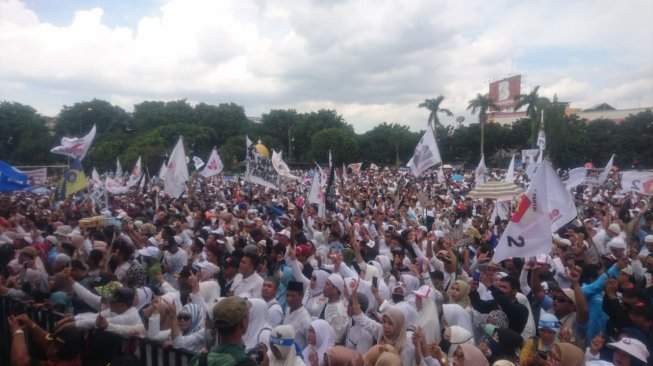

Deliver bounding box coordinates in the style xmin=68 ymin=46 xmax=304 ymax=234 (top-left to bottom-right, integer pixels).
xmin=0 ymin=99 xmax=651 ymax=173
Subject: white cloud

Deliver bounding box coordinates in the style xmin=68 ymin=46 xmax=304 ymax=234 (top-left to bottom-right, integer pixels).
xmin=0 ymin=0 xmax=651 ymax=132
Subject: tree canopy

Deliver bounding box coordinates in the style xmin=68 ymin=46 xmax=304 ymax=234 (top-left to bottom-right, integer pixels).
xmin=0 ymin=98 xmax=651 ymax=172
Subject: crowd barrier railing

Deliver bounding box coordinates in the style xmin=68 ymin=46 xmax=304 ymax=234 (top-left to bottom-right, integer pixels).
xmin=1 ymin=295 xmax=196 ymax=366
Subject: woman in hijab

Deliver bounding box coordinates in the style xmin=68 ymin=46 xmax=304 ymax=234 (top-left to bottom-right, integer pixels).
xmin=305 ymin=270 xmax=329 ymax=318
xmin=324 ymin=345 xmax=364 ymax=366
xmin=545 ymin=343 xmax=584 ymax=366
xmin=303 ymin=319 xmax=335 ymax=366
xmin=268 ymin=325 xmax=306 ymax=366
xmin=451 ymin=344 xmax=489 ymax=366
xmin=481 ymin=327 xmax=523 ymax=365
xmin=442 ymin=325 xmax=475 ymax=361
xmin=170 ymin=302 xmax=206 ymax=352
xmin=442 ymin=304 xmax=474 ymax=336
xmin=352 ymin=283 xmax=418 ymax=366
xmin=243 ymin=298 xmax=272 ymax=350
xmin=412 ymin=285 xmax=441 ymax=343
xmin=448 ymin=280 xmax=471 ymax=310
xmin=363 ymin=345 xmax=400 ymax=366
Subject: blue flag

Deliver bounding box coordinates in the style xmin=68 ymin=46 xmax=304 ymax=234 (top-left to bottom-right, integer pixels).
xmin=0 ymin=160 xmax=31 ymax=192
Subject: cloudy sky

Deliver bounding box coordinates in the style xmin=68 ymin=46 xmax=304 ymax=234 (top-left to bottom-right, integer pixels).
xmin=1 ymin=0 xmax=652 ymax=133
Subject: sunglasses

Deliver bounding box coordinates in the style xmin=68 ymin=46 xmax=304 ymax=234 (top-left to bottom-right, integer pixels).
xmin=177 ymin=315 xmax=191 ymax=321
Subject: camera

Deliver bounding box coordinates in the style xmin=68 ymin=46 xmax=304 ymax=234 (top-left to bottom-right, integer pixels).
xmin=246 ymin=342 xmax=268 ymax=364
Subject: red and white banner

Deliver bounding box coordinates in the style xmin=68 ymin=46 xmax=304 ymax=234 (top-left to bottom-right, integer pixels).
xmin=23 ymin=168 xmax=47 ymax=186
xmin=489 ymin=75 xmax=521 ymax=111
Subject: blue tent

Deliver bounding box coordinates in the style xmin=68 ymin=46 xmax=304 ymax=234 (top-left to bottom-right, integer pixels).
xmin=0 ymin=160 xmax=31 ymax=192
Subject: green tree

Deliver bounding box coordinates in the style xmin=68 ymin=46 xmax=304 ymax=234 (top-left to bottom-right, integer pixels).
xmin=513 ymin=86 xmax=552 ymax=146
xmin=55 ymin=99 xmax=130 ymax=136
xmin=0 ymin=101 xmax=55 ymax=165
xmin=359 ymin=123 xmax=419 ymax=166
xmin=219 ymin=135 xmax=246 ymax=172
xmin=309 ymin=128 xmax=359 ymax=164
xmin=419 ymin=96 xmax=453 ymax=129
xmin=467 ymin=93 xmax=498 ymax=157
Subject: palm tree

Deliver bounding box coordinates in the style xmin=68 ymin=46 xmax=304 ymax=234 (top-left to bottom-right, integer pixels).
xmin=513 ymin=86 xmax=551 ymax=146
xmin=419 ymin=96 xmax=453 ymax=129
xmin=467 ymin=93 xmax=497 ymax=157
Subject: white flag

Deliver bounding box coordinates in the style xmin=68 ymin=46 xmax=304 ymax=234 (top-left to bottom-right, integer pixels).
xmin=192 ymin=156 xmax=205 ymax=170
xmin=116 ymin=158 xmax=123 ymax=178
xmin=105 ymin=176 xmax=129 ymax=194
xmin=91 ymin=168 xmax=102 ymax=186
xmin=597 ymin=154 xmax=614 ymax=185
xmin=566 ymin=167 xmax=587 ymax=190
xmin=158 ymin=160 xmax=167 ymax=181
xmin=272 ymin=150 xmax=299 ymax=180
xmin=505 ymin=154 xmax=515 ymax=183
xmin=370 ymin=163 xmax=379 ymax=171
xmin=545 ymin=164 xmax=578 ymax=232
xmin=164 ymin=137 xmax=190 ymax=198
xmin=437 ymin=167 xmax=446 ymax=183
xmin=308 ymin=168 xmax=325 ymax=217
xmin=126 ymin=156 xmax=142 ymax=187
xmin=50 ymin=125 xmax=97 ymax=160
xmin=342 ymin=162 xmax=348 ymax=182
xmin=537 ymin=131 xmax=546 ymax=151
xmin=407 ymin=126 xmax=442 ymax=176
xmin=201 ymin=148 xmax=223 ymax=178
xmin=493 ymin=160 xmax=558 ymax=262
xmin=620 ymin=171 xmax=653 ymax=195
xmin=329 ymin=150 xmax=333 ymax=169
xmin=475 ymin=154 xmax=487 ymax=186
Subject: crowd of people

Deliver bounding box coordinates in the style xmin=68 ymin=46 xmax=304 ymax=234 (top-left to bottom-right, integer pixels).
xmin=1 ymin=165 xmax=652 ymax=366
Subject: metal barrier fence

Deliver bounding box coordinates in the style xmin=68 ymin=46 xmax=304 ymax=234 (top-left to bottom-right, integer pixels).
xmin=0 ymin=295 xmax=196 ymax=366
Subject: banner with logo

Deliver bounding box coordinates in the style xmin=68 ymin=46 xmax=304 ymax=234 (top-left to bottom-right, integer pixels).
xmin=23 ymin=168 xmax=47 ymax=186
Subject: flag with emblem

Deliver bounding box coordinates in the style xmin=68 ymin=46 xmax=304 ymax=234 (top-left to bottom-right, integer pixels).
xmin=201 ymin=148 xmax=223 ymax=178
xmin=61 ymin=158 xmax=87 ymax=197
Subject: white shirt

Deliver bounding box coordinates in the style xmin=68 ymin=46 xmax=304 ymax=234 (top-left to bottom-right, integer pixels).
xmin=232 ymin=272 xmax=264 ymax=298
xmin=320 ymin=300 xmax=349 ymax=344
xmin=267 ymin=299 xmax=284 ymax=327
xmin=283 ymin=306 xmax=312 ymax=349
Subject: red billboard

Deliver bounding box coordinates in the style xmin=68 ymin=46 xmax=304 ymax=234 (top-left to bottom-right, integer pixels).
xmin=489 ymin=75 xmax=521 ymax=111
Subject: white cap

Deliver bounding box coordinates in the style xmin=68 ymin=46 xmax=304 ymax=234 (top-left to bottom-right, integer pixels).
xmin=138 ymin=246 xmax=160 ymax=258
xmin=620 ymin=265 xmax=633 ymax=276
xmin=535 ymin=253 xmax=552 ymax=266
xmin=645 ymin=235 xmax=653 ymax=244
xmin=434 ymin=230 xmax=445 ymax=239
xmin=608 ymin=223 xmax=621 ymax=234
xmin=327 ymin=273 xmax=344 ymax=294
xmin=276 ymin=229 xmax=291 ymax=239
xmin=608 ymin=237 xmax=627 ymax=249
xmin=608 ymin=338 xmax=649 ymax=363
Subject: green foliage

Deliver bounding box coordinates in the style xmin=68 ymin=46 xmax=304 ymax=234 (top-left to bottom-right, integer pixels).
xmin=309 ymin=128 xmax=359 ymax=164
xmin=419 ymin=96 xmax=453 ymax=129
xmin=219 ymin=135 xmax=246 ymax=172
xmin=0 ymin=101 xmax=55 ymax=165
xmin=55 ymin=99 xmax=130 ymax=136
xmin=0 ymin=97 xmax=651 ymax=172
xmin=359 ymin=123 xmax=420 ymax=166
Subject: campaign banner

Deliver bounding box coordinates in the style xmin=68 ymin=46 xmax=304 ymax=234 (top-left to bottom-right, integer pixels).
xmin=621 ymin=171 xmax=653 ymax=195
xmin=23 ymin=168 xmax=47 ymax=186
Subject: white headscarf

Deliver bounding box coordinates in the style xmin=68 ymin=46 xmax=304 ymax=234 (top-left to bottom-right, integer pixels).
xmin=414 ymin=288 xmax=441 ymax=343
xmin=243 ymin=298 xmax=270 ymax=349
xmin=442 ymin=303 xmax=474 ymax=335
xmin=268 ymin=325 xmax=300 ymax=366
xmin=302 ymin=319 xmax=335 ymax=365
